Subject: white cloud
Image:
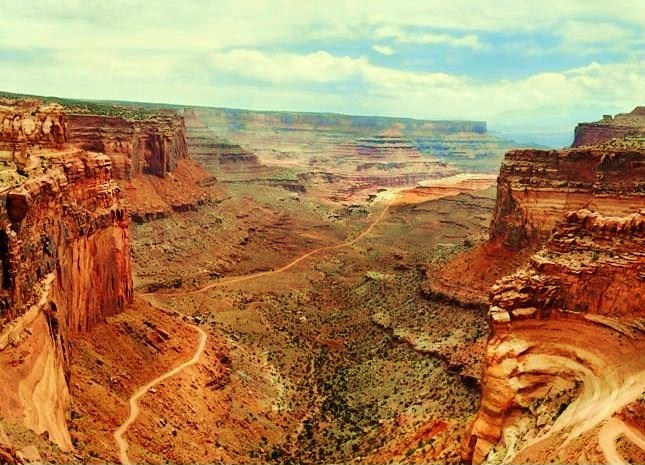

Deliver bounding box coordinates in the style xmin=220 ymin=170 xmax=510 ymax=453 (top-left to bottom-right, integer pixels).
xmin=209 ymin=49 xmax=466 ymax=90
xmin=556 ymin=20 xmax=645 ymax=55
xmin=204 ymin=49 xmax=642 ymax=121
xmin=561 ymin=21 xmax=635 ymax=44
xmin=372 ymin=45 xmax=394 ymax=56
xmin=376 ymin=26 xmax=486 ymax=51
xmin=0 ymin=0 xmax=643 ymax=52
xmin=210 ymin=50 xmax=368 ymax=84
xmin=0 ymin=0 xmax=643 ymax=129
xmin=404 ymin=32 xmax=486 ymax=50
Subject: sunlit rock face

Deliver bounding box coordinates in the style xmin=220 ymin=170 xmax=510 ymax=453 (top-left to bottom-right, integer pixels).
xmin=490 ymin=144 xmax=644 ymax=250
xmin=467 ymin=209 xmax=645 ymax=464
xmin=466 ymin=113 xmax=645 ymax=463
xmin=0 ymin=99 xmax=132 ymax=450
xmin=573 ymin=107 xmax=645 ymax=147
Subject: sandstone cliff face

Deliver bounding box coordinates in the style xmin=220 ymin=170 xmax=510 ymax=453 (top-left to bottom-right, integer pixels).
xmin=0 ymin=150 xmax=132 ymax=326
xmin=490 ymin=145 xmax=644 ymax=250
xmin=66 ymin=113 xmax=188 ymax=180
xmin=0 ymin=99 xmax=66 ymax=171
xmin=467 ymin=210 xmax=645 ymax=463
xmin=465 ymin=113 xmax=645 ymax=463
xmin=0 ymin=100 xmax=133 ymax=449
xmin=573 ymin=107 xmax=645 ymax=147
xmin=0 ymin=99 xmax=66 ymax=148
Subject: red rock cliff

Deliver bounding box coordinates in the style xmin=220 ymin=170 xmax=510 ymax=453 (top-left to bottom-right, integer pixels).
xmin=466 ymin=208 xmax=645 ymax=463
xmin=573 ymin=107 xmax=645 ymax=147
xmin=0 ymin=99 xmax=133 ymax=450
xmin=490 ymin=145 xmax=644 ymax=250
xmin=66 ymin=113 xmax=189 ymax=180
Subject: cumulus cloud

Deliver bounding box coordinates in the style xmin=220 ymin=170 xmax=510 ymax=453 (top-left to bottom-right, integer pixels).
xmin=204 ymin=49 xmax=642 ymax=119
xmin=556 ymin=20 xmax=645 ymax=55
xmin=209 ymin=49 xmax=465 ymax=90
xmin=0 ymin=0 xmax=643 ymax=129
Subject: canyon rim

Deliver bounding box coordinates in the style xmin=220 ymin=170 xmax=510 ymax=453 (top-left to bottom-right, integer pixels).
xmin=0 ymin=1 xmax=643 ymax=464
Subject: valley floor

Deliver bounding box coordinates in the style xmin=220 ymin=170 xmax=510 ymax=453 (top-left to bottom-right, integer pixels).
xmin=68 ymin=182 xmax=497 ymax=464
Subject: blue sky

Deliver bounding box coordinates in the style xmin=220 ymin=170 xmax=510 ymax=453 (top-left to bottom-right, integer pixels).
xmin=0 ymin=0 xmax=643 ymax=132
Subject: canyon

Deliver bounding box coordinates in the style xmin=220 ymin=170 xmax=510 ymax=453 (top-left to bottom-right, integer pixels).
xmin=0 ymin=91 xmax=642 ymax=465
xmin=460 ymin=108 xmax=645 ymax=464
xmin=183 ymin=106 xmax=516 ymax=202
xmin=0 ymin=99 xmax=133 ymax=452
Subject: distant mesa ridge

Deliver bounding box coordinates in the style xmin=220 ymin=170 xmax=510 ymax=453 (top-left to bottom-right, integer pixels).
xmin=573 ymin=106 xmax=645 ymax=147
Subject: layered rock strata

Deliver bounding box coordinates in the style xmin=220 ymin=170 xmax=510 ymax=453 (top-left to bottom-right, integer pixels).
xmin=573 ymin=107 xmax=645 ymax=147
xmin=490 ymin=145 xmax=644 ymax=250
xmin=186 ymin=107 xmax=510 ymax=175
xmin=66 ymin=113 xmax=188 ymax=180
xmin=0 ymin=101 xmax=134 ymax=450
xmin=0 ymin=99 xmax=66 ymax=171
xmin=466 ymin=209 xmax=645 ymax=463
xmin=462 ymin=113 xmax=645 ymax=463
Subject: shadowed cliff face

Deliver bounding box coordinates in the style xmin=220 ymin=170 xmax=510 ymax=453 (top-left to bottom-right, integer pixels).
xmin=0 ymin=100 xmax=135 ymax=450
xmin=66 ymin=113 xmax=189 ymax=180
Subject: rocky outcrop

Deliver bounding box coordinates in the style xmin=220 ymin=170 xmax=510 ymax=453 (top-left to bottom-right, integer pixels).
xmin=490 ymin=145 xmax=644 ymax=250
xmin=66 ymin=113 xmax=188 ymax=180
xmin=0 ymin=99 xmax=66 ymax=148
xmin=466 ymin=209 xmax=645 ymax=464
xmin=0 ymin=99 xmax=133 ymax=450
xmin=0 ymin=99 xmax=66 ymax=171
xmin=0 ymin=151 xmax=132 ymax=325
xmin=573 ymin=107 xmax=645 ymax=147
xmin=463 ymin=111 xmax=645 ymax=464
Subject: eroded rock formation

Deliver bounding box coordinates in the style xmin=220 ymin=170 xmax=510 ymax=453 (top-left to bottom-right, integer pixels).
xmin=573 ymin=107 xmax=645 ymax=147
xmin=463 ymin=112 xmax=645 ymax=464
xmin=0 ymin=99 xmax=140 ymax=450
xmin=0 ymin=148 xmax=132 ymax=450
xmin=66 ymin=112 xmax=188 ymax=180
xmin=490 ymin=145 xmax=644 ymax=250
xmin=467 ymin=208 xmax=645 ymax=463
xmin=0 ymin=96 xmax=219 ymax=450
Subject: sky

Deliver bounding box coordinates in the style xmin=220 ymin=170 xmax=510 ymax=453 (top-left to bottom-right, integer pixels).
xmin=1 ymin=0 xmax=643 ymax=132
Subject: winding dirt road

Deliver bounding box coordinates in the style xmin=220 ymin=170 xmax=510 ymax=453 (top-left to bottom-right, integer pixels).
xmin=499 ymin=320 xmax=645 ymax=465
xmin=599 ymin=417 xmax=645 ymax=465
xmin=145 ymin=195 xmax=396 ymax=298
xmin=113 ymin=322 xmax=207 ymax=465
xmin=114 ymin=198 xmax=395 ymax=463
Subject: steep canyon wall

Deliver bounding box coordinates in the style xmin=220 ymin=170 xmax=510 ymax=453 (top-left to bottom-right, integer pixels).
xmin=0 ymin=99 xmax=154 ymax=450
xmin=490 ymin=146 xmax=644 ymax=250
xmin=66 ymin=113 xmax=189 ymax=180
xmin=466 ymin=111 xmax=645 ymax=464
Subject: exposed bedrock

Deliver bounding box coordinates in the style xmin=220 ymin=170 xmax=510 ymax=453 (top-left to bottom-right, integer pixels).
xmin=0 ymin=150 xmax=132 ymax=450
xmin=573 ymin=107 xmax=645 ymax=147
xmin=466 ymin=209 xmax=645 ymax=464
xmin=66 ymin=113 xmax=189 ymax=180
xmin=490 ymin=145 xmax=644 ymax=250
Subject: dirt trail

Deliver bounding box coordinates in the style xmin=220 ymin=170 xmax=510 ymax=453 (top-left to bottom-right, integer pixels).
xmin=598 ymin=417 xmax=645 ymax=465
xmin=115 ymin=198 xmax=395 ymax=463
xmin=113 ymin=322 xmax=207 ymax=465
xmin=145 ymin=196 xmax=396 ymax=298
